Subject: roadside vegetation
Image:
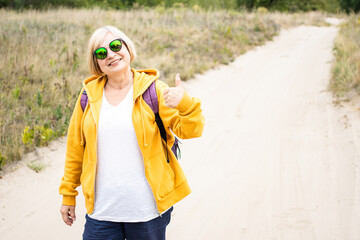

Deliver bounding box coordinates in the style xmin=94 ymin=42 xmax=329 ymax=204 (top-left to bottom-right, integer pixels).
xmin=0 ymin=7 xmax=331 ymax=170
xmin=330 ymin=14 xmax=360 ymax=100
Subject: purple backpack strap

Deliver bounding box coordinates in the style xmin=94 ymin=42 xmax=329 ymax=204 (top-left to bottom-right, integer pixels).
xmin=143 ymin=82 xmax=158 ymax=114
xmin=80 ymin=90 xmax=88 ymax=112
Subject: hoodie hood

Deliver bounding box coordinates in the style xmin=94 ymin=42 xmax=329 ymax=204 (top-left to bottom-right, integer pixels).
xmin=82 ymin=68 xmax=160 ymax=102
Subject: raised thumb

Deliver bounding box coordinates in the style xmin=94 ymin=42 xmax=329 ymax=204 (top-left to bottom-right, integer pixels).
xmin=175 ymin=73 xmax=182 ymax=87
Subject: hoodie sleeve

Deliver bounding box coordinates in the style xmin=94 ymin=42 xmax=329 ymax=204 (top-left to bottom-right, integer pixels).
xmin=59 ymin=90 xmax=85 ymax=206
xmin=156 ymin=80 xmax=205 ymax=139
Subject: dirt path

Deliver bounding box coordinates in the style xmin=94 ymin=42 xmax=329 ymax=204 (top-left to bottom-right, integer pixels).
xmin=1 ymin=24 xmax=360 ymax=240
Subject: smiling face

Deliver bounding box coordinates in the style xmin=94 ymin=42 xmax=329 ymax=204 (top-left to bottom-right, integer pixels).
xmin=96 ymin=32 xmax=131 ymax=76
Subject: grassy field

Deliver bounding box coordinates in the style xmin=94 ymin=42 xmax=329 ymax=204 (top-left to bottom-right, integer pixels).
xmin=330 ymin=14 xmax=360 ymax=100
xmin=0 ymin=7 xmax=329 ymax=170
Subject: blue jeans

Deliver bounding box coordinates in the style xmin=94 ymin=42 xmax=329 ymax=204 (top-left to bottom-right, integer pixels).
xmin=83 ymin=207 xmax=173 ymax=240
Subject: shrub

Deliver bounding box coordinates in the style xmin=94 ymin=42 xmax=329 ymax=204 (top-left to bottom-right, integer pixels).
xmin=27 ymin=161 xmax=45 ymax=173
xmin=256 ymin=6 xmax=269 ymax=13
xmin=0 ymin=153 xmax=6 ymax=170
xmin=22 ymin=126 xmax=34 ymax=147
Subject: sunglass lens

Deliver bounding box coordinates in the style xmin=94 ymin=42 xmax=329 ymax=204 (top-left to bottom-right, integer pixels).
xmin=95 ymin=48 xmax=107 ymax=59
xmin=110 ymin=39 xmax=122 ymax=52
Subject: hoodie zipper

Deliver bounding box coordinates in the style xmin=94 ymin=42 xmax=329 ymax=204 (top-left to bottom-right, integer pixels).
xmin=133 ymin=99 xmax=162 ymax=217
xmin=86 ymin=81 xmax=161 ymax=217
xmin=89 ymin=102 xmax=98 ymax=215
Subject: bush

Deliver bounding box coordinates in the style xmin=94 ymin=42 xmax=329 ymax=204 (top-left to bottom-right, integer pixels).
xmin=256 ymin=6 xmax=268 ymax=13
xmin=0 ymin=153 xmax=6 ymax=170
xmin=22 ymin=125 xmax=56 ymax=148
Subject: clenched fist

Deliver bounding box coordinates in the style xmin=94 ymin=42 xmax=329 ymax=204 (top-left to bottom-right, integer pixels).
xmin=163 ymin=73 xmax=184 ymax=108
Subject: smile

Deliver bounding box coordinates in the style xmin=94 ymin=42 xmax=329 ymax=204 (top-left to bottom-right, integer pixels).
xmin=108 ymin=58 xmax=122 ymax=66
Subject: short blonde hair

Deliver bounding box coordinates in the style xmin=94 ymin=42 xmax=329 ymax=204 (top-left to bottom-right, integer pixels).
xmin=87 ymin=26 xmax=137 ymax=76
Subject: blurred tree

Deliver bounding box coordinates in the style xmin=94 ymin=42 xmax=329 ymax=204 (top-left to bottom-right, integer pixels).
xmin=236 ymin=0 xmax=255 ymax=9
xmin=340 ymin=0 xmax=360 ymax=13
xmin=136 ymin=0 xmax=162 ymax=6
xmin=238 ymin=0 xmax=331 ymax=11
xmin=0 ymin=0 xmax=354 ymax=13
xmin=0 ymin=0 xmax=13 ymax=8
xmin=105 ymin=0 xmax=127 ymax=9
xmin=254 ymin=0 xmax=272 ymax=8
xmin=323 ymin=0 xmax=341 ymax=12
xmin=188 ymin=0 xmax=237 ymax=9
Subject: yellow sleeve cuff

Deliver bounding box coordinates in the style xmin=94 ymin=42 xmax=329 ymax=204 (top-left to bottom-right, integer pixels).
xmin=175 ymin=92 xmax=193 ymax=113
xmin=62 ymin=196 xmax=76 ymax=206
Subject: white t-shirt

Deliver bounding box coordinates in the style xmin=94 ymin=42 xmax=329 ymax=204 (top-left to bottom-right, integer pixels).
xmin=89 ymin=85 xmax=159 ymax=222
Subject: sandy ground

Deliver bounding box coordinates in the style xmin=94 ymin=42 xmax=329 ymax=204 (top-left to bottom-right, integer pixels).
xmin=1 ymin=22 xmax=360 ymax=240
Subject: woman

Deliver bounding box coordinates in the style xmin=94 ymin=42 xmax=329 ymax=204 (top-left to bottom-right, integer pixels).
xmin=59 ymin=25 xmax=205 ymax=240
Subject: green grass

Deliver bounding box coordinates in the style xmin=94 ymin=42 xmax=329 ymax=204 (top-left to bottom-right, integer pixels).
xmin=330 ymin=14 xmax=360 ymax=99
xmin=0 ymin=7 xmax=328 ymax=169
xmin=27 ymin=160 xmax=45 ymax=173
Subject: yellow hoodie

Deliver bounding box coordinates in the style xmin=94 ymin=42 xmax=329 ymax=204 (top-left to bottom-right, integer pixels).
xmin=59 ymin=68 xmax=205 ymax=214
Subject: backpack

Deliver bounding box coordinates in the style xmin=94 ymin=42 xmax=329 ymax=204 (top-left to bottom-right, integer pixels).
xmin=80 ymin=81 xmax=180 ymax=163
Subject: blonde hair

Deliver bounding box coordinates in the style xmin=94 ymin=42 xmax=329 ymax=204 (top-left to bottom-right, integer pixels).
xmin=87 ymin=26 xmax=137 ymax=76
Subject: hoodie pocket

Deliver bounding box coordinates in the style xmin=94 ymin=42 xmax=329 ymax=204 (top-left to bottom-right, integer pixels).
xmin=146 ymin=152 xmax=175 ymax=199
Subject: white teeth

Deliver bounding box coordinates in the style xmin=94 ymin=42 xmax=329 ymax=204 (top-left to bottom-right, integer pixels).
xmin=109 ymin=59 xmax=121 ymax=66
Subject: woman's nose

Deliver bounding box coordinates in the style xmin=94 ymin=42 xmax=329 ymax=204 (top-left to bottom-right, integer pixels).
xmin=108 ymin=50 xmax=117 ymax=59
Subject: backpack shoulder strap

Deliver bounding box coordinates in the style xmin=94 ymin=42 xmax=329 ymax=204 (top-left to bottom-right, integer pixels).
xmin=80 ymin=90 xmax=88 ymax=112
xmin=143 ymin=82 xmax=166 ymax=142
xmin=142 ymin=82 xmax=158 ymax=114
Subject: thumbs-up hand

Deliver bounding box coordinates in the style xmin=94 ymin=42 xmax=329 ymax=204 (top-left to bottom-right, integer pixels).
xmin=163 ymin=73 xmax=185 ymax=108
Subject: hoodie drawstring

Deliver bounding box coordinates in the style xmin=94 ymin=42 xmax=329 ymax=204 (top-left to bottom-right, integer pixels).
xmin=139 ymin=98 xmax=148 ymax=148
xmin=139 ymin=94 xmax=170 ymax=163
xmin=80 ymin=104 xmax=86 ymax=146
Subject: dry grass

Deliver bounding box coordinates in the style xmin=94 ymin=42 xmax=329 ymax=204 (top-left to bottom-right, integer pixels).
xmin=0 ymin=7 xmax=328 ymax=169
xmin=330 ymin=14 xmax=360 ymax=100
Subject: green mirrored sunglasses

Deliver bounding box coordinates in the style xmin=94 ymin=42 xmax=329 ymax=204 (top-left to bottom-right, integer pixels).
xmin=93 ymin=38 xmax=124 ymax=60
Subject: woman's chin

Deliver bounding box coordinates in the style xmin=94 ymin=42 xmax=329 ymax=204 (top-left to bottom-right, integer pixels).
xmin=105 ymin=62 xmax=129 ymax=74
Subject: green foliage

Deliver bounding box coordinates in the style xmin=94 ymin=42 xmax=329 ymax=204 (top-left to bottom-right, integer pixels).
xmin=155 ymin=3 xmax=166 ymax=13
xmin=0 ymin=0 xmax=351 ymax=12
xmin=255 ymin=0 xmax=272 ymax=8
xmin=340 ymin=0 xmax=360 ymax=13
xmin=0 ymin=153 xmax=5 ymax=170
xmin=22 ymin=125 xmax=56 ymax=147
xmin=323 ymin=0 xmax=341 ymax=12
xmin=188 ymin=0 xmax=238 ymax=9
xmin=11 ymin=88 xmax=20 ymax=100
xmin=256 ymin=6 xmax=269 ymax=13
xmin=36 ymin=91 xmax=43 ymax=106
xmin=36 ymin=125 xmax=56 ymax=146
xmin=250 ymin=0 xmax=327 ymax=12
xmin=22 ymin=126 xmax=34 ymax=146
xmin=54 ymin=104 xmax=63 ymax=121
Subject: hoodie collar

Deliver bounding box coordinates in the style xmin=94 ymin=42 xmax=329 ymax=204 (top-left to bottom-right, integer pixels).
xmin=82 ymin=68 xmax=160 ymax=102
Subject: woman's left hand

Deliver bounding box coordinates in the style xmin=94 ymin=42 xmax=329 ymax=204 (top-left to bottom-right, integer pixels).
xmin=163 ymin=73 xmax=185 ymax=108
